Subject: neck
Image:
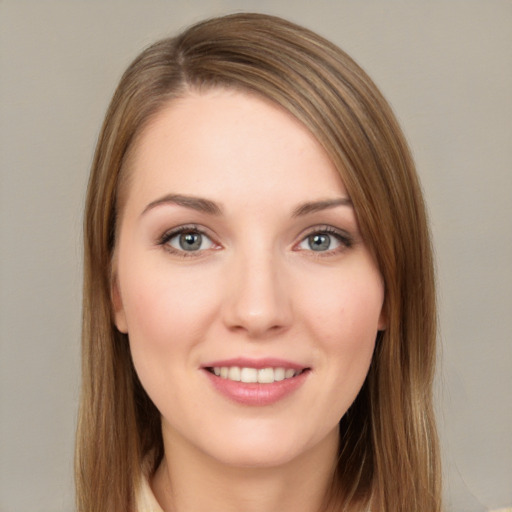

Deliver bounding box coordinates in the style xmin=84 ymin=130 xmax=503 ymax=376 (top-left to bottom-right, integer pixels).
xmin=152 ymin=428 xmax=339 ymax=512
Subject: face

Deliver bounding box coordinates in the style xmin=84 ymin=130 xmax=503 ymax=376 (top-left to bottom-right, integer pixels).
xmin=113 ymin=89 xmax=385 ymax=469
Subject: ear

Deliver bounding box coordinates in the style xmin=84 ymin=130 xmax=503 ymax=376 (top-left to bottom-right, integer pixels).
xmin=111 ymin=274 xmax=128 ymax=334
xmin=377 ymin=300 xmax=388 ymax=331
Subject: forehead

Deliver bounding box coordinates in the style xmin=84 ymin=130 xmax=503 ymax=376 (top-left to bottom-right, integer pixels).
xmin=123 ymin=89 xmax=347 ymax=212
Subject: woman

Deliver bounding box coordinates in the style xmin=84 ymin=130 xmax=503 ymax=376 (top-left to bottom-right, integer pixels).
xmin=76 ymin=12 xmax=440 ymax=512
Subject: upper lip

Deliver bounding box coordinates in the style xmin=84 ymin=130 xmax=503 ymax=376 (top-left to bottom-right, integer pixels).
xmin=201 ymin=357 xmax=308 ymax=370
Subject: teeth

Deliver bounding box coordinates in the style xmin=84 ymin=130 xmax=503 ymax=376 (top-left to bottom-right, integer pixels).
xmin=257 ymin=368 xmax=274 ymax=383
xmin=240 ymin=367 xmax=258 ymax=383
xmin=228 ymin=366 xmax=241 ymax=381
xmin=211 ymin=366 xmax=302 ymax=384
xmin=285 ymin=368 xmax=295 ymax=378
xmin=274 ymin=367 xmax=285 ymax=381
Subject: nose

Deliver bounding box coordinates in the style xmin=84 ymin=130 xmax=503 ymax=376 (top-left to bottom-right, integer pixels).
xmin=222 ymin=248 xmax=293 ymax=339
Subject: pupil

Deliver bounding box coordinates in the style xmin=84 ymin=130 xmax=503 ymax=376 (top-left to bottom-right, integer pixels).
xmin=309 ymin=234 xmax=330 ymax=251
xmin=179 ymin=232 xmax=202 ymax=251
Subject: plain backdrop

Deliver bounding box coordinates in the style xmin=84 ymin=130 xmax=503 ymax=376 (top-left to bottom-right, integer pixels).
xmin=1 ymin=1 xmax=511 ymax=511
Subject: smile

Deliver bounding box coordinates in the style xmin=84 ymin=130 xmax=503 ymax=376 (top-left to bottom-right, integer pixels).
xmin=209 ymin=366 xmax=303 ymax=383
xmin=202 ymin=358 xmax=310 ymax=405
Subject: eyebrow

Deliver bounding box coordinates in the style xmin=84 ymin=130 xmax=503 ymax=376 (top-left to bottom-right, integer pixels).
xmin=142 ymin=194 xmax=351 ymax=218
xmin=292 ymin=197 xmax=352 ymax=217
xmin=142 ymin=194 xmax=223 ymax=216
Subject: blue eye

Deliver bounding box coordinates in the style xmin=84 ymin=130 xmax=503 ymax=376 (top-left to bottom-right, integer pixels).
xmin=297 ymin=228 xmax=352 ymax=253
xmin=300 ymin=233 xmax=340 ymax=252
xmin=311 ymin=233 xmax=333 ymax=251
xmin=163 ymin=228 xmax=216 ymax=253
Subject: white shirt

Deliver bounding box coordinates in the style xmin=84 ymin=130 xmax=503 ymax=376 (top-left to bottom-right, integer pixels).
xmin=135 ymin=475 xmax=164 ymax=512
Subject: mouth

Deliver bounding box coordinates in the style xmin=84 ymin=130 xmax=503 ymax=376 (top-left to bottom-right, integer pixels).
xmin=206 ymin=366 xmax=307 ymax=384
xmin=201 ymin=358 xmax=310 ymax=405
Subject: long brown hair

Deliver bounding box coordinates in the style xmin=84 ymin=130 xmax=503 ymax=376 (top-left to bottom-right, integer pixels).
xmin=76 ymin=12 xmax=440 ymax=512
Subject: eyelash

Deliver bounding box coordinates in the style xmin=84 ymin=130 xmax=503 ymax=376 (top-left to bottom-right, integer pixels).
xmin=157 ymin=224 xmax=218 ymax=258
xmin=157 ymin=224 xmax=353 ymax=258
xmin=296 ymin=225 xmax=353 ymax=256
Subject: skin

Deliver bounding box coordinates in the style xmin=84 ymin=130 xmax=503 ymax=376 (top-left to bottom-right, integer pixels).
xmin=113 ymin=88 xmax=386 ymax=512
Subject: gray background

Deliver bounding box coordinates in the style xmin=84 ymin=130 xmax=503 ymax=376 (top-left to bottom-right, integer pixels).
xmin=1 ymin=1 xmax=511 ymax=511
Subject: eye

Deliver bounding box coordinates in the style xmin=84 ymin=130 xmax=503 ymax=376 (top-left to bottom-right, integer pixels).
xmin=299 ymin=233 xmax=340 ymax=252
xmin=296 ymin=227 xmax=352 ymax=253
xmin=160 ymin=226 xmax=217 ymax=254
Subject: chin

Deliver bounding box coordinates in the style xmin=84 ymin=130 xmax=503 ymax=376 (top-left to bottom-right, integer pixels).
xmin=210 ymin=443 xmax=302 ymax=469
xmin=198 ymin=423 xmax=337 ymax=470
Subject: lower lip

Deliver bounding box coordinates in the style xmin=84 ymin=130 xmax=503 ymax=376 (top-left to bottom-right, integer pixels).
xmin=203 ymin=369 xmax=309 ymax=406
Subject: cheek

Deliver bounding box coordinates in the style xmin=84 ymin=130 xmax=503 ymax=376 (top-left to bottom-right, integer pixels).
xmin=301 ymin=268 xmax=383 ymax=392
xmin=305 ymin=270 xmax=384 ymax=345
xmin=118 ymin=255 xmax=223 ymax=360
xmin=119 ymin=258 xmax=225 ymax=415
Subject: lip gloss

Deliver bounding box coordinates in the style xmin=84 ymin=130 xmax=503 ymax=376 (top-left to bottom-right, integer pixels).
xmin=201 ymin=358 xmax=310 ymax=406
